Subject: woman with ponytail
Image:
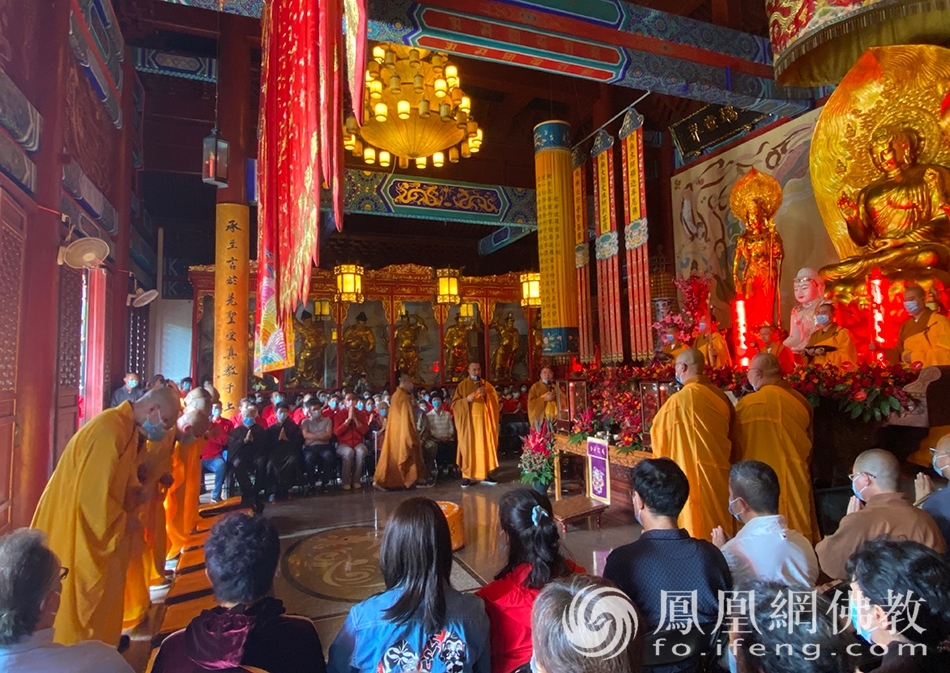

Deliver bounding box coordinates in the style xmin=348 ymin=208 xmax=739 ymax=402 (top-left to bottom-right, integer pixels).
xmin=476 ymin=488 xmax=584 ymax=673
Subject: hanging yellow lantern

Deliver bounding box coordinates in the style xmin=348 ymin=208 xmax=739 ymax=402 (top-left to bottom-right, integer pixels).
xmin=436 ymin=268 xmax=460 ymax=305
xmin=520 ymin=272 xmax=541 ymax=307
xmin=334 ymin=264 xmax=364 ymax=303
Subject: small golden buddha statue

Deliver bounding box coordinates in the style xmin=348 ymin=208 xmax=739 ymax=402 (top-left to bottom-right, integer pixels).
xmin=820 ymin=125 xmax=950 ymax=287
xmin=394 ymin=311 xmax=427 ymax=381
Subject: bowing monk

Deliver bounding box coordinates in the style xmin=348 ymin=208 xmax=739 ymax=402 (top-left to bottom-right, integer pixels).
xmin=896 ymin=285 xmax=950 ymax=367
xmin=164 ymin=391 xmax=212 ymax=559
xmin=527 ymin=366 xmax=557 ymax=429
xmin=802 ymin=303 xmax=858 ymax=368
xmin=733 ymin=353 xmax=820 ymax=544
xmin=651 ymin=349 xmax=734 ymax=540
xmin=31 ymin=385 xmax=181 ymax=646
xmin=374 ymin=372 xmax=430 ymax=489
xmin=452 ymin=362 xmax=500 ymax=487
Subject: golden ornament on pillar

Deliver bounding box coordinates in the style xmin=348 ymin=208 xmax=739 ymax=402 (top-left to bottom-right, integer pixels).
xmin=811 ymin=45 xmax=950 ymax=296
xmin=346 ymin=43 xmax=483 ymax=170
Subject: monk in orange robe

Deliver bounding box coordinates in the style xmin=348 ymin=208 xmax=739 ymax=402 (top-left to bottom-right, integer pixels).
xmin=374 ymin=372 xmax=429 ymax=489
xmin=803 ymin=303 xmax=858 ymax=368
xmin=452 ymin=362 xmax=500 ymax=486
xmin=527 ymin=366 xmax=557 ymax=429
xmin=896 ymin=285 xmax=950 ymax=367
xmin=757 ymin=322 xmax=795 ymax=374
xmin=652 ymin=349 xmax=734 ymax=540
xmin=734 ymin=352 xmax=820 ymax=544
xmin=31 ymin=386 xmax=181 ymax=645
xmin=163 ymin=406 xmax=211 ymax=559
xmin=693 ymin=316 xmax=732 ymax=368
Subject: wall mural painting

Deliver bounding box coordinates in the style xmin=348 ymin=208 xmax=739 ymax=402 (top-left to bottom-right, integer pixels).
xmin=671 ymin=107 xmax=839 ymax=328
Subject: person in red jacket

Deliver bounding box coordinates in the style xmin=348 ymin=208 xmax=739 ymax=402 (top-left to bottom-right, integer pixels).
xmin=333 ymin=393 xmax=369 ymax=490
xmin=476 ymin=488 xmax=584 ymax=673
xmin=202 ymin=402 xmax=233 ymax=502
xmin=259 ymin=391 xmax=282 ymax=427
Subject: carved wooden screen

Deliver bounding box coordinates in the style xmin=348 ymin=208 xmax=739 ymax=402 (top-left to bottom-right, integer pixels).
xmin=0 ymin=190 xmax=26 ymax=533
xmin=54 ymin=266 xmax=84 ymax=466
xmin=127 ymin=305 xmax=149 ymax=379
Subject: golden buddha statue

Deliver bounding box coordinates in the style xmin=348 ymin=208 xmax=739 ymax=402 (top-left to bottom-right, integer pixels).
xmin=443 ymin=314 xmax=470 ymax=383
xmin=491 ymin=311 xmax=521 ymax=381
xmin=819 ymin=125 xmax=950 ymax=287
xmin=341 ymin=311 xmax=377 ymax=382
xmin=730 ymin=168 xmax=784 ymax=330
xmin=292 ymin=311 xmax=327 ymax=387
xmin=394 ymin=311 xmax=427 ymax=381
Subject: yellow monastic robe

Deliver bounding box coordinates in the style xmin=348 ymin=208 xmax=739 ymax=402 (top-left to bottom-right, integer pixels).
xmin=527 ymin=380 xmax=557 ymax=428
xmin=651 ymin=375 xmax=734 ymax=540
xmin=662 ymin=340 xmax=688 ymax=360
xmin=804 ymin=325 xmax=858 ymax=368
xmin=452 ymin=377 xmax=500 ymax=481
xmin=898 ymin=309 xmax=950 ymax=367
xmin=695 ymin=332 xmax=732 ymax=368
xmin=164 ymin=436 xmax=204 ymax=559
xmin=374 ymin=387 xmax=426 ymax=489
xmin=122 ymin=432 xmax=176 ymax=628
xmin=733 ymin=382 xmax=820 ymax=544
xmin=31 ymin=402 xmax=143 ymax=646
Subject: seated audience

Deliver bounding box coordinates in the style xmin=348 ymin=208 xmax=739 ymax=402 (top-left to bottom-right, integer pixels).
xmin=816 ymin=449 xmax=946 ymax=580
xmin=261 ymin=391 xmax=283 ymax=427
xmin=227 ymin=403 xmax=268 ymax=509
xmin=109 ymin=372 xmax=143 ymax=408
xmin=149 ymin=374 xmax=167 ymax=389
xmin=728 ymin=580 xmax=850 ymax=673
xmin=428 ymin=394 xmax=457 ymax=477
xmin=333 ymin=393 xmax=369 ymax=491
xmin=201 ymin=401 xmax=232 ymax=503
xmin=915 ymin=433 xmax=950 ymax=552
xmin=300 ymin=399 xmax=336 ymax=493
xmin=848 ymin=539 xmax=950 ymax=673
xmin=151 ymin=514 xmax=326 ymax=673
xmin=604 ymin=457 xmax=731 ymax=673
xmin=0 ymin=529 xmax=134 ymax=672
xmin=476 ymin=489 xmax=584 ymax=673
xmin=180 ymin=376 xmax=194 ymax=395
xmin=328 ymin=497 xmax=490 ymax=673
xmin=263 ymin=402 xmax=304 ymax=501
xmin=712 ymin=460 xmax=819 ymax=586
xmin=531 ymin=574 xmax=640 ymax=673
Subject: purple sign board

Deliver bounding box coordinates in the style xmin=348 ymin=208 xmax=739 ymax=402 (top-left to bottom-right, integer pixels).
xmin=586 ymin=437 xmax=610 ymax=504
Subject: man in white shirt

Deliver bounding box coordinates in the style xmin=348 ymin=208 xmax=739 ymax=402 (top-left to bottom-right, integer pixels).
xmin=426 ymin=393 xmax=457 ymax=478
xmin=0 ymin=529 xmax=133 ymax=673
xmin=711 ymin=460 xmax=819 ymax=587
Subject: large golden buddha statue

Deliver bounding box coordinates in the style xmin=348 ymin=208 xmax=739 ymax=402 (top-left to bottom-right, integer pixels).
xmin=820 ymin=125 xmax=950 ymax=286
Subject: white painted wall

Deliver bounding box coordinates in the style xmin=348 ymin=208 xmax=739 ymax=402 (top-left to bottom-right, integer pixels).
xmin=148 ymin=298 xmax=194 ymax=382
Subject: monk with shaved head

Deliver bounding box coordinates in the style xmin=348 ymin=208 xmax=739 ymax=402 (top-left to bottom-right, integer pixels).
xmin=164 ymin=406 xmax=212 ymax=559
xmin=897 ymin=285 xmax=950 ymax=367
xmin=734 ymin=352 xmax=820 ymax=544
xmin=649 ymin=348 xmax=734 ymax=540
xmin=815 ymin=449 xmax=946 ymax=580
xmin=31 ymin=385 xmax=181 ymax=645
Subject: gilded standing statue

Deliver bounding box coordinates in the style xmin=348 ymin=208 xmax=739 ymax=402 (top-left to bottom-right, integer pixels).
xmin=394 ymin=311 xmax=427 ymax=381
xmin=490 ymin=312 xmax=521 ymax=381
xmin=443 ymin=314 xmax=471 ymax=383
xmin=292 ymin=311 xmax=327 ymax=387
xmin=341 ymin=311 xmax=376 ymax=382
xmin=731 ymin=167 xmax=785 ymax=330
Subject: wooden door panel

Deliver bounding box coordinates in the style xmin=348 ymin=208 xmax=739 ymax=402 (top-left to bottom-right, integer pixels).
xmin=54 ymin=266 xmax=83 ymax=464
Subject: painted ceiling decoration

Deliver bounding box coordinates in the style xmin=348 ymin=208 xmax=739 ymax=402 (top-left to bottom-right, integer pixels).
xmin=69 ymin=0 xmax=126 ymax=128
xmin=157 ymin=0 xmax=821 ymax=115
xmin=132 ymin=48 xmax=218 ymax=83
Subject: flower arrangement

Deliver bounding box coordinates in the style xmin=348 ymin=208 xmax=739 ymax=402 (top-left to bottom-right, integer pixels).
xmin=519 ymin=424 xmax=556 ymax=486
xmin=652 ymin=312 xmax=691 ymax=343
xmin=785 ymin=362 xmax=918 ymax=422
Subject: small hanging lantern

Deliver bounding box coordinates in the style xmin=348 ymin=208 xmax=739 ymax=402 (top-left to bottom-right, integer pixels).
xmin=459 ymin=303 xmax=475 ymax=319
xmin=520 ymin=272 xmax=541 ymax=307
xmin=436 ymin=268 xmax=460 ymax=305
xmin=334 ymin=264 xmax=364 ymax=303
xmin=312 ymin=298 xmax=332 ymax=320
xmin=202 ymin=129 xmax=230 ymax=187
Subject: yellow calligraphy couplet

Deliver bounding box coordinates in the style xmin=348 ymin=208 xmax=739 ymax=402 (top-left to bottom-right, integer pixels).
xmin=214 ymin=203 xmax=249 ymax=417
xmin=534 ymin=120 xmax=579 ymax=357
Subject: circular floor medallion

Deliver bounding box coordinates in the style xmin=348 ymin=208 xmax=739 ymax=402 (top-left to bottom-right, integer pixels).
xmin=283 ymin=526 xmax=385 ymax=601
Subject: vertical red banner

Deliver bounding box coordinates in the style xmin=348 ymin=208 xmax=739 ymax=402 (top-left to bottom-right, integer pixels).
xmin=591 ymin=130 xmax=623 ymax=364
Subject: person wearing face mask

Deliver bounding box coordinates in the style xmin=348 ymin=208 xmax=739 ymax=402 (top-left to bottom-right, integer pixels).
xmin=333 ymin=393 xmax=369 ymax=490
xmin=711 ymin=460 xmax=818 ymax=587
xmin=915 ymin=433 xmax=950 ymax=552
xmin=802 ymin=302 xmax=857 ymax=368
xmin=227 ymin=403 xmax=268 ymax=510
xmin=658 ymin=323 xmax=688 ymax=362
xmin=603 ymin=458 xmax=731 ymax=659
xmin=846 ymin=538 xmax=950 ymax=673
xmin=164 ymin=406 xmax=213 ymax=561
xmin=693 ymin=314 xmax=732 ymax=368
xmin=260 ymin=391 xmax=283 ymax=427
xmin=527 ymin=367 xmax=558 ymax=430
xmin=895 ymin=284 xmax=950 ymax=367
xmin=427 ymin=393 xmax=457 ymax=478
xmin=374 ymin=372 xmax=430 ymax=490
xmin=651 ymin=348 xmax=734 ymax=541
xmin=300 ymin=400 xmax=335 ymax=493
xmin=110 ymin=372 xmax=144 ymax=408
xmin=452 ymin=362 xmax=500 ymax=487
xmin=734 ymin=352 xmax=820 ymax=545
xmin=200 ymin=402 xmax=233 ymax=504
xmin=816 ymin=449 xmax=946 ymax=581
xmin=31 ymin=386 xmax=182 ymax=646
xmin=755 ymin=321 xmax=795 ymax=374
xmin=263 ymin=403 xmax=304 ymax=501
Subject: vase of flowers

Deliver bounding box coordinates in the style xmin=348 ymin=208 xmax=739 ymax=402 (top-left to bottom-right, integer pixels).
xmin=519 ymin=423 xmax=556 ymax=490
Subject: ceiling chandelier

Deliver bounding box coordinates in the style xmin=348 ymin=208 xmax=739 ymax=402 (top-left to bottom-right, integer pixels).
xmin=343 ymin=43 xmax=483 ymax=170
